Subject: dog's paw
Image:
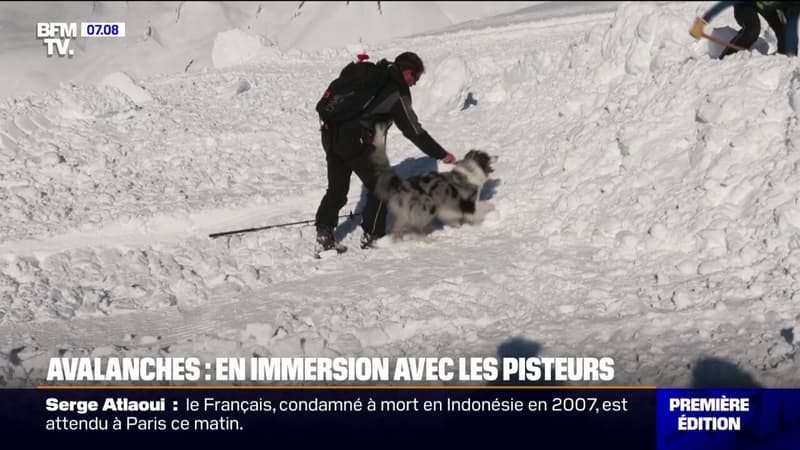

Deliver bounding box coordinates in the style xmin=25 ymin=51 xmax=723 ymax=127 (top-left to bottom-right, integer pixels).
xmin=479 ymin=202 xmax=496 ymax=213
xmin=463 ymin=215 xmax=484 ymax=226
xmin=461 ymin=202 xmax=498 ymax=226
xmin=482 ymin=203 xmax=501 ymax=225
xmin=463 ymin=202 xmax=495 ymax=224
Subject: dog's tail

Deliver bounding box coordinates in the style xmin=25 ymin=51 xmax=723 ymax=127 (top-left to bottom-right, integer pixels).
xmin=373 ymin=168 xmax=404 ymax=201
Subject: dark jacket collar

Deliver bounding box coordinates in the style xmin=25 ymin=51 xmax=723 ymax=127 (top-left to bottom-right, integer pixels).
xmin=379 ymin=59 xmax=410 ymax=96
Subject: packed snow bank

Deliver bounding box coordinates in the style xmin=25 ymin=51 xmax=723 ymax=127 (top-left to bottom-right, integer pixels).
xmin=99 ymin=72 xmax=153 ymax=106
xmin=416 ymin=56 xmax=472 ymax=115
xmin=596 ymin=2 xmax=697 ymax=77
xmin=524 ymin=2 xmax=800 ymax=263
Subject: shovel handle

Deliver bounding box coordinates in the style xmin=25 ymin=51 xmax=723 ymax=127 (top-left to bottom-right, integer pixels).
xmin=702 ymin=32 xmax=747 ymax=52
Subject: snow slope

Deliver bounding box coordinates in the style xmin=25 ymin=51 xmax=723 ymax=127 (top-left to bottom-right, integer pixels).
xmin=2 ymin=1 xmax=799 ymax=388
xmin=0 ymin=1 xmax=542 ymax=100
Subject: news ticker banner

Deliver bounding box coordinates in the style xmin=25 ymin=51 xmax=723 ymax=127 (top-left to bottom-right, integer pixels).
xmin=2 ymin=387 xmax=654 ymax=449
xmin=3 ymin=356 xmax=800 ymax=449
xmin=0 ymin=387 xmax=799 ymax=449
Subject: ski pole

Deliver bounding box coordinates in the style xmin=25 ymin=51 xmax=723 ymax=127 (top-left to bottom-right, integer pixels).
xmin=702 ymin=32 xmax=746 ymax=52
xmin=208 ymin=212 xmax=361 ymax=239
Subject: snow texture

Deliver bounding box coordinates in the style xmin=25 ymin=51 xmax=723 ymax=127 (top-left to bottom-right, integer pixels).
xmin=0 ymin=1 xmax=798 ymax=388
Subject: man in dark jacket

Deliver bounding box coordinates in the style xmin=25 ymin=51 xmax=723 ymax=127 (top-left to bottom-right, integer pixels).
xmin=690 ymin=1 xmax=800 ymax=58
xmin=314 ymin=52 xmax=456 ymax=252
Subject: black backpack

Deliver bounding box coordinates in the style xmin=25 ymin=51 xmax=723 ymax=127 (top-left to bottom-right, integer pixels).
xmin=316 ymin=59 xmax=390 ymax=125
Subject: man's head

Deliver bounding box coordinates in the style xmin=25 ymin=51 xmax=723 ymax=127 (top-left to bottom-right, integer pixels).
xmin=395 ymin=52 xmax=424 ymax=87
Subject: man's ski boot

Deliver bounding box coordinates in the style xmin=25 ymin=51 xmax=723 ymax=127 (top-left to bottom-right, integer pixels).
xmin=360 ymin=232 xmax=380 ymax=250
xmin=315 ymin=225 xmax=347 ymax=258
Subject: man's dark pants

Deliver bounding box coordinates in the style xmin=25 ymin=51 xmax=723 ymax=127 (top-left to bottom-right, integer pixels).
xmin=314 ymin=126 xmax=387 ymax=238
xmin=722 ymin=4 xmax=792 ymax=58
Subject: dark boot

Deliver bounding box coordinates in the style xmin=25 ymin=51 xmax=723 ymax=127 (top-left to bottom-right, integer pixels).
xmin=360 ymin=232 xmax=380 ymax=249
xmin=316 ymin=225 xmax=337 ymax=251
xmin=315 ymin=225 xmax=347 ymax=256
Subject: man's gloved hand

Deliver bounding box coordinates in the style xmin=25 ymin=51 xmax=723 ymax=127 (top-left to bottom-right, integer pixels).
xmin=690 ymin=16 xmax=706 ymax=39
xmin=441 ymin=153 xmax=456 ymax=164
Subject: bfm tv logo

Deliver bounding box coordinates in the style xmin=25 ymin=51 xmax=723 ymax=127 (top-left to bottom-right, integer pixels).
xmin=36 ymin=22 xmax=125 ymax=57
xmin=37 ymin=22 xmax=77 ymax=57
